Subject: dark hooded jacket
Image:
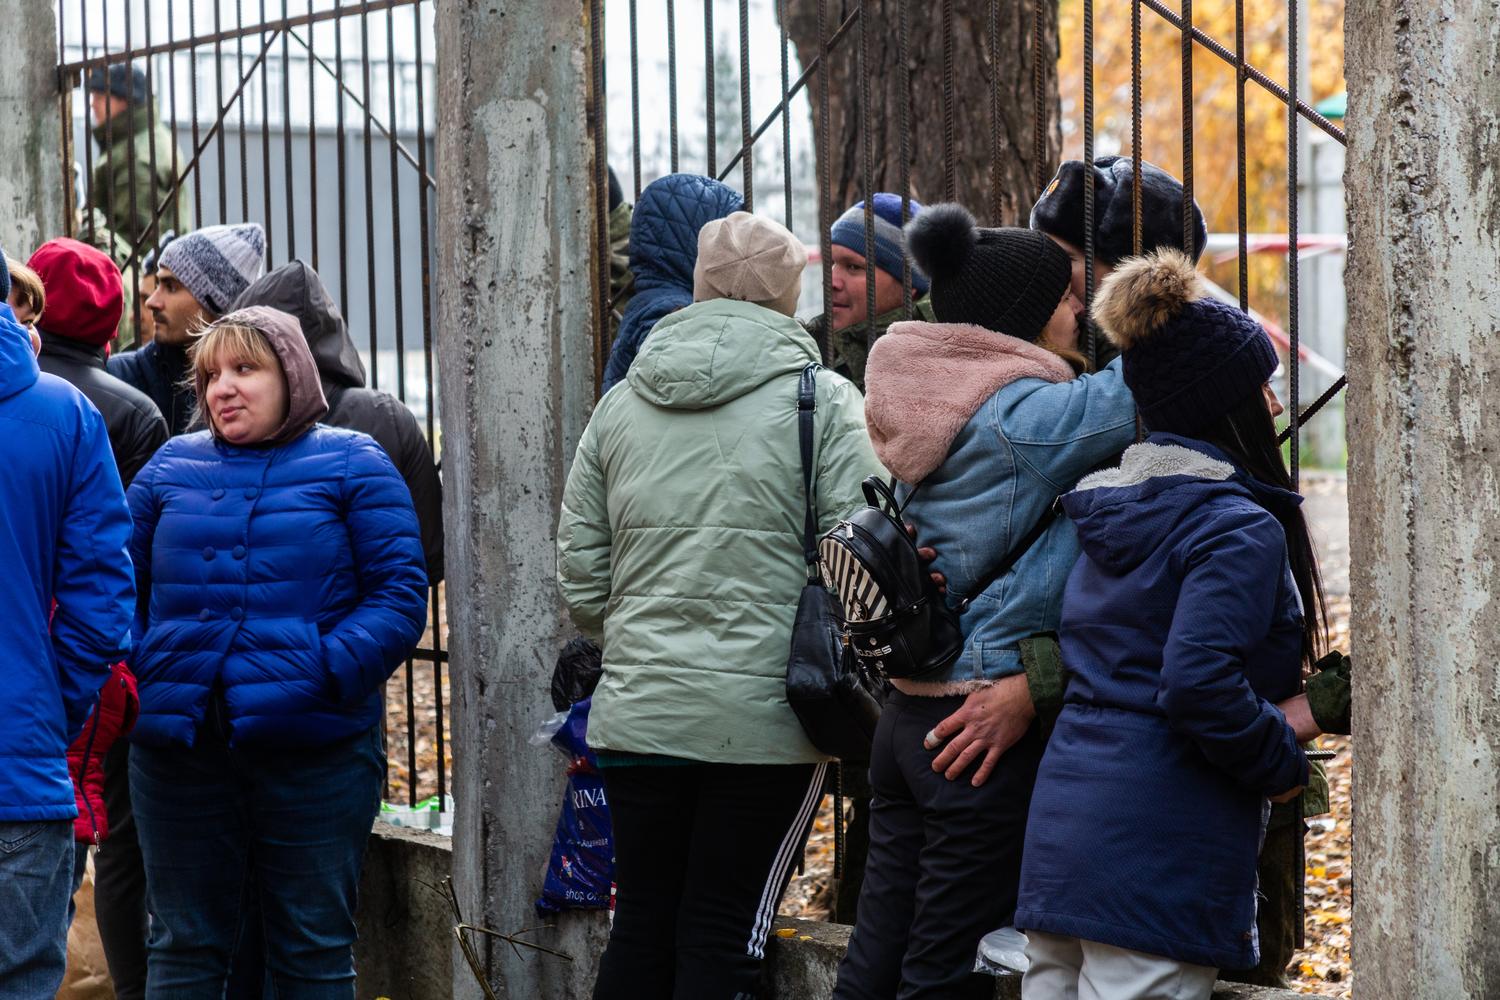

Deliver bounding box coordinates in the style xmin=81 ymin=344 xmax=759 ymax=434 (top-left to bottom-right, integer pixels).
xmin=600 ymin=174 xmax=744 ymax=392
xmin=231 ymin=261 xmax=444 ymax=582
xmin=39 ymin=334 xmax=168 ymax=486
xmin=126 ymin=306 xmax=428 ymax=749
xmin=107 ymin=339 xmax=196 ymax=437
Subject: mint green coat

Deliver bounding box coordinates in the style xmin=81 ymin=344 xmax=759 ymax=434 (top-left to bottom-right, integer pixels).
xmin=557 ymin=299 xmax=882 ymax=764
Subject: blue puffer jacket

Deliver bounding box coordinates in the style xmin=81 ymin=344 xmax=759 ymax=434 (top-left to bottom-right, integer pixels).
xmin=864 ymin=322 xmax=1138 ymax=689
xmin=1016 ymin=434 xmax=1309 ymax=970
xmin=0 ymin=307 xmax=135 ymax=821
xmin=126 ymin=427 xmax=428 ymax=748
xmin=601 ymin=173 xmax=744 ymax=392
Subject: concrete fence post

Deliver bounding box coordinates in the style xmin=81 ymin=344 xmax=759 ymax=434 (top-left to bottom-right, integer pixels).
xmin=0 ymin=0 xmax=64 ymax=258
xmin=435 ymin=1 xmax=608 ymax=997
xmin=1346 ymin=2 xmax=1500 ymax=996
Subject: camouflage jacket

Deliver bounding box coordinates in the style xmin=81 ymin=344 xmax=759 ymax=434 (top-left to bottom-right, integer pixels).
xmin=90 ymin=103 xmax=192 ymax=252
xmin=607 ymin=200 xmax=635 ymax=339
xmin=802 ymin=295 xmax=935 ymax=392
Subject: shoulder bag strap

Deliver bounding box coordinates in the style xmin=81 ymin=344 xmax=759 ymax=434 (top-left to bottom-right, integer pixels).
xmin=798 ymin=363 xmax=819 ymax=575
xmin=955 ymin=496 xmax=1065 ymax=614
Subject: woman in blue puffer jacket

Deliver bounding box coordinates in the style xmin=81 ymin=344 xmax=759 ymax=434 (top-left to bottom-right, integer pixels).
xmin=1015 ymin=251 xmax=1324 ymax=999
xmin=125 ymin=305 xmax=427 ymax=996
xmin=834 ymin=207 xmax=1138 ymax=1000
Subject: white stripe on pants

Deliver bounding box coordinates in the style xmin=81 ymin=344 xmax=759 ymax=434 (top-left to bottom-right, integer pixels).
xmin=747 ymin=760 xmax=828 ymax=959
xmin=1022 ymin=930 xmax=1218 ymax=1000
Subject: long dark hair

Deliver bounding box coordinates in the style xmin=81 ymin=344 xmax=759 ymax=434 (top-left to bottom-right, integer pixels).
xmin=1198 ymin=388 xmax=1327 ymax=668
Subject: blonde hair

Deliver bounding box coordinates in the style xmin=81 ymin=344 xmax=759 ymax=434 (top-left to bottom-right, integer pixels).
xmin=8 ymin=261 xmax=45 ymax=322
xmin=188 ymin=321 xmax=282 ymax=432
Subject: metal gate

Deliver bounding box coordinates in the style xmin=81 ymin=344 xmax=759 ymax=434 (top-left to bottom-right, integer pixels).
xmin=55 ymin=0 xmax=446 ymax=810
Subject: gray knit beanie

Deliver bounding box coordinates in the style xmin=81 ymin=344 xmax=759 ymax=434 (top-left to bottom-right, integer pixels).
xmin=158 ymin=223 xmax=267 ymax=316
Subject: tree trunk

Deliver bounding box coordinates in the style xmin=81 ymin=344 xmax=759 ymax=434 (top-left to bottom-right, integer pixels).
xmin=783 ymin=0 xmax=1061 ymax=228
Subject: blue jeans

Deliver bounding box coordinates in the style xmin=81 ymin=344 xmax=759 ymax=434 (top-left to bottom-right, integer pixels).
xmin=130 ymin=724 xmax=383 ymax=999
xmin=0 ymin=819 xmax=74 ymax=999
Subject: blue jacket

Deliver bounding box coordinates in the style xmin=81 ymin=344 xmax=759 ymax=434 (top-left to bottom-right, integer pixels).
xmin=0 ymin=307 xmax=135 ymax=821
xmin=601 ymin=173 xmax=744 ymax=392
xmin=126 ymin=426 xmax=428 ymax=748
xmin=873 ymin=348 xmax=1136 ymax=688
xmin=1016 ymin=434 xmax=1309 ymax=970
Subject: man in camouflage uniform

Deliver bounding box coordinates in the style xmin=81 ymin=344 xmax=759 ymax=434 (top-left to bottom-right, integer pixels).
xmin=803 ymin=194 xmax=933 ymax=394
xmin=86 ymin=63 xmax=192 ymax=258
xmin=606 ymin=166 xmax=635 ymax=341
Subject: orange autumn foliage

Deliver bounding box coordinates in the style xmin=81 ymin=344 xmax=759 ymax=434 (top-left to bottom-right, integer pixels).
xmin=1055 ymin=0 xmax=1345 ymax=320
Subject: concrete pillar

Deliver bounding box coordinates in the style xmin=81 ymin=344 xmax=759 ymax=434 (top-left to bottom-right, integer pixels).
xmin=1345 ymin=3 xmax=1500 ymax=997
xmin=435 ymin=1 xmax=607 ymax=998
xmin=0 ymin=0 xmax=65 ymax=257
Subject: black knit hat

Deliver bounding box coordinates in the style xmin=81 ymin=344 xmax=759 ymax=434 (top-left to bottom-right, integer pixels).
xmin=904 ymin=204 xmax=1072 ymax=342
xmin=1030 ymin=156 xmax=1208 ymax=265
xmin=1092 ymin=249 xmax=1277 ymax=434
xmin=86 ymin=63 xmax=149 ymax=105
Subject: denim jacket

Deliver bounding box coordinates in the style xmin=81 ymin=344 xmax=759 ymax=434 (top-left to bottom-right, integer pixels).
xmin=864 ymin=321 xmax=1138 ymax=692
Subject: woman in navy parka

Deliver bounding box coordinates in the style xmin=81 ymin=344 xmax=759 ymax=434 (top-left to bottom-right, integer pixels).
xmin=125 ymin=306 xmax=427 ymax=996
xmin=1015 ymin=251 xmax=1325 ymax=998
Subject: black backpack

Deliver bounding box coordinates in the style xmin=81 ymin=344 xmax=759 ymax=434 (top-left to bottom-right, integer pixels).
xmin=818 ymin=477 xmax=1061 ymax=680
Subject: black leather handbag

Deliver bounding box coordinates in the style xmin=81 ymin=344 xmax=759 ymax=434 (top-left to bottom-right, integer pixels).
xmin=785 ymin=364 xmax=883 ymax=760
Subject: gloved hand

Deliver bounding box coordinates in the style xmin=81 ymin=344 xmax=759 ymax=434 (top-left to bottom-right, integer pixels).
xmin=1305 ymin=650 xmax=1351 ymax=736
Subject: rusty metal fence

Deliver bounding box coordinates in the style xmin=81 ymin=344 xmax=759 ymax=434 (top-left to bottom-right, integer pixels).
xmin=55 ymin=0 xmax=445 ymax=808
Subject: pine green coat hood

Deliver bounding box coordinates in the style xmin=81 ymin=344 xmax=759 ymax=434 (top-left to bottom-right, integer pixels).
xmin=559 ymin=299 xmax=882 ymax=764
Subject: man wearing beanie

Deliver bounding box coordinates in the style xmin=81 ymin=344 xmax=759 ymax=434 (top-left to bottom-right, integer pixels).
xmin=835 ymin=205 xmax=1137 ymax=1000
xmin=559 ymin=211 xmax=880 ymax=1000
xmin=1031 ymin=156 xmax=1208 ymax=363
xmin=109 ymin=222 xmax=266 ymax=434
xmin=805 ymin=193 xmax=935 ymax=391
xmin=32 ymin=239 xmax=167 ymax=486
xmin=85 ymin=62 xmax=192 ymax=251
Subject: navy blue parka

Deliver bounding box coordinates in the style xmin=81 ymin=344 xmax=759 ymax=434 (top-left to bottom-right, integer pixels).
xmin=1016 ymin=433 xmax=1308 ymax=971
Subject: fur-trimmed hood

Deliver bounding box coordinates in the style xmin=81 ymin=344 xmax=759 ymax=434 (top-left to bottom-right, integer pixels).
xmin=1063 ymin=432 xmax=1300 ymax=573
xmin=864 ymin=321 xmax=1074 ymax=482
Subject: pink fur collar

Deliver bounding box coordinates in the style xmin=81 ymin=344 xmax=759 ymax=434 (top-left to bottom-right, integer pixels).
xmin=864 ymin=321 xmax=1075 ymax=482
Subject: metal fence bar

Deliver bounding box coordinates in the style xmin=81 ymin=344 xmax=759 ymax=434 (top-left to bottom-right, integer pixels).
xmin=215 ymin=0 xmax=228 ymax=224
xmin=778 ymin=0 xmax=791 ymax=227
xmin=704 ymin=0 xmax=715 ymax=178
xmin=1082 ymin=0 xmax=1096 ymax=364
xmin=1287 ymin=0 xmax=1300 ymax=484
xmin=815 ymin=0 xmax=832 ymax=353
xmin=1180 ymin=0 xmax=1194 ymax=257
xmin=667 ymin=0 xmax=679 ymax=171
xmin=1235 ymin=0 xmax=1247 ymax=307
xmin=591 ymin=0 xmax=610 ymax=388
xmin=1131 ymin=0 xmax=1141 ymax=254
xmin=261 ymin=0 xmax=275 ymax=258
xmin=1033 ymin=0 xmax=1048 ymax=199
xmin=1140 ymin=0 xmax=1345 ymax=146
xmin=716 ymin=5 xmax=859 ymax=184
xmin=307 ymin=0 xmax=319 ymax=272
xmin=988 ymin=0 xmax=1002 ymax=223
xmin=860 ymin=0 xmax=873 ymax=327
xmin=57 ymin=0 xmax=423 ymax=75
xmin=629 ymin=0 xmax=642 ymax=199
xmin=335 ymin=8 xmax=349 ymax=317
xmin=283 ymin=0 xmax=297 ymax=260
xmin=188 ymin=1 xmax=203 ymax=228
xmin=738 ymin=0 xmax=753 ymax=208
xmin=898 ymin=0 xmax=913 ymax=318
xmin=940 ymin=0 xmax=956 ymax=201
xmin=410 ymin=0 xmax=444 ymax=807
xmin=360 ymin=9 xmax=378 ymax=389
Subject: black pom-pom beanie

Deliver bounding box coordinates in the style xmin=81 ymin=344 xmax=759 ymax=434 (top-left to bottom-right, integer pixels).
xmin=903 ymin=203 xmax=1072 ymax=343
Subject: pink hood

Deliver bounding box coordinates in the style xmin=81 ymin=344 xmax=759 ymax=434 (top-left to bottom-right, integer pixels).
xmin=864 ymin=321 xmax=1075 ymax=482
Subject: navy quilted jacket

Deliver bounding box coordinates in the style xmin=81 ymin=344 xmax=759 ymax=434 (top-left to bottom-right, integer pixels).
xmin=126 ymin=426 xmax=428 ymax=748
xmin=601 ymin=173 xmax=743 ymax=392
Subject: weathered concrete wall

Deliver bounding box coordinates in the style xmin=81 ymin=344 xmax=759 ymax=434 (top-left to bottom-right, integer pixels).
xmin=0 ymin=0 xmax=64 ymax=255
xmin=434 ymin=1 xmax=607 ymax=997
xmin=1345 ymin=2 xmax=1500 ymax=997
xmin=356 ymin=825 xmax=454 ymax=1000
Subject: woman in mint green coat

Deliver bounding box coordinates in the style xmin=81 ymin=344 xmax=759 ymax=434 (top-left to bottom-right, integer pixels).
xmin=559 ymin=211 xmax=881 ymax=1000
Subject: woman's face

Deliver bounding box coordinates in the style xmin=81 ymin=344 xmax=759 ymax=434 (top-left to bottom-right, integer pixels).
xmin=1263 ymin=381 xmax=1285 ymax=419
xmin=1040 ymin=287 xmax=1084 ymax=354
xmin=204 ymin=349 xmax=288 ymax=445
